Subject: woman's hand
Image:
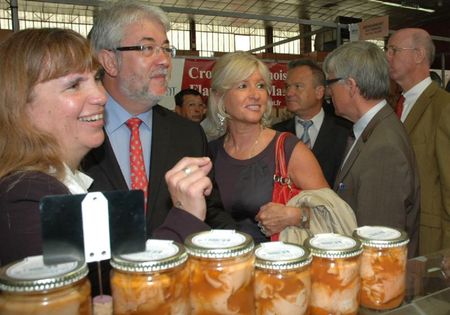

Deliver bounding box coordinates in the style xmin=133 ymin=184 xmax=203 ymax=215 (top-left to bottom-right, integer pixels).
xmin=255 ymin=202 xmax=302 ymax=236
xmin=165 ymin=157 xmax=213 ymax=221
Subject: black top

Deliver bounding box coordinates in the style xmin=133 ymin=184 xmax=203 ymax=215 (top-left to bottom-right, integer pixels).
xmin=209 ymin=131 xmax=298 ymax=243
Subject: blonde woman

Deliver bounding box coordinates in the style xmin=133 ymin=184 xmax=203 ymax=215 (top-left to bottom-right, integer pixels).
xmin=204 ymin=52 xmax=329 ymax=243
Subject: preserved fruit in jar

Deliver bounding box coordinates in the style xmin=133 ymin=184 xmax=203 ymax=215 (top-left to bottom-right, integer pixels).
xmin=305 ymin=233 xmax=362 ymax=315
xmin=110 ymin=239 xmax=190 ymax=315
xmin=185 ymin=229 xmax=255 ymax=315
xmin=254 ymin=242 xmax=311 ymax=315
xmin=0 ymin=255 xmax=92 ymax=315
xmin=354 ymin=226 xmax=409 ymax=310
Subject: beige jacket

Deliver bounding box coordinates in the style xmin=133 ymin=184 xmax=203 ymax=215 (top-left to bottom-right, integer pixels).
xmin=280 ymin=188 xmax=357 ymax=245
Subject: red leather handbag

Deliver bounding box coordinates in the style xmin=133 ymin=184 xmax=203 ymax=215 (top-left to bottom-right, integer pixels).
xmin=271 ymin=132 xmax=301 ymax=241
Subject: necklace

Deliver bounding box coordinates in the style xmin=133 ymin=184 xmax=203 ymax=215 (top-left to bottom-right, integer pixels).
xmin=225 ymin=125 xmax=264 ymax=159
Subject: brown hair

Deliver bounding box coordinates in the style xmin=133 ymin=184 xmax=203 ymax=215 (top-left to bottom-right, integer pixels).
xmin=0 ymin=28 xmax=99 ymax=179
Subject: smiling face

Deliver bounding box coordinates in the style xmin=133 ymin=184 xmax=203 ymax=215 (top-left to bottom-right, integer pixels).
xmin=27 ymin=71 xmax=106 ymax=167
xmin=223 ymin=70 xmax=269 ymax=126
xmin=113 ymin=19 xmax=172 ymax=113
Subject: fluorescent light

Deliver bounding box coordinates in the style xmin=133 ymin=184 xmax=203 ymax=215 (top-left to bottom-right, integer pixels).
xmin=368 ymin=0 xmax=435 ymax=13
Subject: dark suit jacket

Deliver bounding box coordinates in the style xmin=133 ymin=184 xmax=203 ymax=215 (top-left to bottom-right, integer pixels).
xmin=404 ymin=82 xmax=450 ymax=254
xmin=272 ymin=111 xmax=351 ymax=187
xmin=82 ymin=105 xmax=236 ymax=240
xmin=333 ymin=105 xmax=420 ymax=257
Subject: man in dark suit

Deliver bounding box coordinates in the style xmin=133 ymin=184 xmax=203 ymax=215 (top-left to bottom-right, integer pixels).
xmin=324 ymin=41 xmax=420 ymax=257
xmin=84 ymin=2 xmax=235 ymax=241
xmin=272 ymin=59 xmax=351 ymax=187
xmin=387 ymin=28 xmax=450 ymax=254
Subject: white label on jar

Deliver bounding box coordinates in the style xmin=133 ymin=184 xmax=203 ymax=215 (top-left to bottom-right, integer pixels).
xmin=256 ymin=242 xmax=305 ymax=261
xmin=310 ymin=233 xmax=356 ymax=250
xmin=356 ymin=226 xmax=401 ymax=240
xmin=122 ymin=240 xmax=178 ymax=261
xmin=192 ymin=230 xmax=245 ymax=248
xmin=7 ymin=256 xmax=77 ymax=280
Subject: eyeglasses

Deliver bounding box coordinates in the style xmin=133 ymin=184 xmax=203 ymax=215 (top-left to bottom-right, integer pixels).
xmin=384 ymin=45 xmax=417 ymax=56
xmin=325 ymin=78 xmax=343 ymax=86
xmin=113 ymin=44 xmax=177 ymax=58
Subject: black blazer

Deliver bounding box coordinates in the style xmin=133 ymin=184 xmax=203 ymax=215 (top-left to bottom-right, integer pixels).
xmin=272 ymin=111 xmax=351 ymax=187
xmin=82 ymin=105 xmax=236 ymax=238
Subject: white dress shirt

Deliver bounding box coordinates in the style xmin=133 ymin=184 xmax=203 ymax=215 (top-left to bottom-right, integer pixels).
xmin=400 ymin=77 xmax=432 ymax=122
xmin=295 ymin=108 xmax=324 ymax=148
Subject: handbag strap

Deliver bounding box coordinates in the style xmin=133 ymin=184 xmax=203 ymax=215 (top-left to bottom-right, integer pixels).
xmin=274 ymin=132 xmax=290 ymax=179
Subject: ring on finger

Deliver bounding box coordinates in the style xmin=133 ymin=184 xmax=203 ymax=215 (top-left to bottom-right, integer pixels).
xmin=183 ymin=167 xmax=192 ymax=176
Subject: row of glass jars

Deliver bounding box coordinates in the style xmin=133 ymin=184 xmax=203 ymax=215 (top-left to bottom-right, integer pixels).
xmin=0 ymin=226 xmax=409 ymax=315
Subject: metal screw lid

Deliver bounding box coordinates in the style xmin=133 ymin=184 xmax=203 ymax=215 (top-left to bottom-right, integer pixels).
xmin=305 ymin=233 xmax=363 ymax=259
xmin=353 ymin=226 xmax=409 ymax=249
xmin=255 ymin=242 xmax=312 ymax=270
xmin=184 ymin=230 xmax=254 ymax=259
xmin=0 ymin=256 xmax=88 ymax=293
xmin=111 ymin=240 xmax=187 ymax=273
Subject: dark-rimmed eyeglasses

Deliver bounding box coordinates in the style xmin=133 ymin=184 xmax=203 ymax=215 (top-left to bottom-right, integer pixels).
xmin=112 ymin=44 xmax=177 ymax=58
xmin=325 ymin=78 xmax=343 ymax=86
xmin=384 ymin=45 xmax=417 ymax=56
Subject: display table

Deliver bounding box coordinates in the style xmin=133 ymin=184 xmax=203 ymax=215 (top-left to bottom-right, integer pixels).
xmin=360 ymin=248 xmax=450 ymax=314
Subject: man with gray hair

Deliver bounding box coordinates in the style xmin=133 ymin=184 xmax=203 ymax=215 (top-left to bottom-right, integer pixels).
xmin=387 ymin=28 xmax=450 ymax=255
xmin=83 ymin=1 xmax=236 ymax=296
xmin=84 ymin=2 xmax=234 ymax=242
xmin=324 ymin=41 xmax=420 ymax=257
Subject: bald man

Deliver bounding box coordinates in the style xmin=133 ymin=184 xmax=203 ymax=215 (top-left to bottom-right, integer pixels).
xmin=387 ymin=28 xmax=450 ymax=254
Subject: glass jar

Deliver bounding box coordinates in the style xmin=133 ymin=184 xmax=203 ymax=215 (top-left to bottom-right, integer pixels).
xmin=110 ymin=239 xmax=190 ymax=315
xmin=254 ymin=241 xmax=311 ymax=315
xmin=353 ymin=226 xmax=409 ymax=310
xmin=184 ymin=229 xmax=255 ymax=315
xmin=305 ymin=233 xmax=362 ymax=315
xmin=0 ymin=255 xmax=91 ymax=315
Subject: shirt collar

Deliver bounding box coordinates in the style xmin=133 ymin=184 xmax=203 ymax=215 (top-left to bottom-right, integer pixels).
xmin=353 ymin=100 xmax=386 ymax=140
xmin=105 ymin=94 xmax=153 ymax=133
xmin=51 ymin=164 xmax=93 ymax=194
xmin=295 ymin=107 xmax=325 ymax=128
xmin=403 ymin=77 xmax=432 ymax=103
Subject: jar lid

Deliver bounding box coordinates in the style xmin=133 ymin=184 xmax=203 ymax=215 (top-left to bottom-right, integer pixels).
xmin=353 ymin=226 xmax=409 ymax=248
xmin=111 ymin=240 xmax=187 ymax=273
xmin=254 ymin=242 xmax=312 ymax=270
xmin=305 ymin=233 xmax=362 ymax=259
xmin=184 ymin=229 xmax=254 ymax=259
xmin=0 ymin=256 xmax=88 ymax=293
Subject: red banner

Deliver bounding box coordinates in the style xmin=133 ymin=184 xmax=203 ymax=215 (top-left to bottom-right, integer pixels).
xmin=180 ymin=59 xmax=288 ymax=108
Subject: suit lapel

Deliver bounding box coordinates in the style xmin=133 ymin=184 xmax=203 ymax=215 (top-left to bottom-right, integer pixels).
xmin=90 ymin=135 xmax=128 ymax=190
xmin=404 ymin=82 xmax=437 ymax=134
xmin=287 ymin=118 xmax=296 ymax=134
xmin=313 ymin=113 xmax=333 ymax=154
xmin=148 ymin=106 xmax=171 ymax=212
xmin=334 ymin=105 xmax=391 ymax=187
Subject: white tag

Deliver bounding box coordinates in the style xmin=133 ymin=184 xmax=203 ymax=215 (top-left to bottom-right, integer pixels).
xmin=81 ymin=192 xmax=111 ymax=262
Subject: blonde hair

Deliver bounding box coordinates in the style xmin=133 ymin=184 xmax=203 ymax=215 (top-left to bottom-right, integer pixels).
xmin=0 ymin=28 xmax=99 ymax=180
xmin=203 ymin=51 xmax=273 ymax=139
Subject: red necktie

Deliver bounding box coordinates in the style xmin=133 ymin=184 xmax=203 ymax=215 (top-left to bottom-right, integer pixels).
xmin=126 ymin=118 xmax=148 ymax=211
xmin=395 ymin=95 xmax=405 ymax=119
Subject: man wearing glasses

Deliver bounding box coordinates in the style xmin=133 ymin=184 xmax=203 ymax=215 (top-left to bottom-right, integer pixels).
xmin=387 ymin=28 xmax=450 ymax=255
xmin=324 ymin=41 xmax=420 ymax=258
xmin=84 ymin=3 xmax=234 ymax=243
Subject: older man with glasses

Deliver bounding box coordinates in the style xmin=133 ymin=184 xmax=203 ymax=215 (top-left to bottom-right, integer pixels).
xmin=82 ymin=2 xmax=236 ymax=295
xmin=324 ymin=40 xmax=420 ymax=258
xmin=387 ymin=28 xmax=450 ymax=255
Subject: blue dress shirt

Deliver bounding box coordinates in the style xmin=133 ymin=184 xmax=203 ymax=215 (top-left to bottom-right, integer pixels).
xmin=104 ymin=95 xmax=153 ymax=189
